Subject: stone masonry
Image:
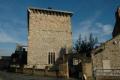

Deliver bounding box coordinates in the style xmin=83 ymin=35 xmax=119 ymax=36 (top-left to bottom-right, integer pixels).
xmin=92 ymin=7 xmax=120 ymax=80
xmin=92 ymin=35 xmax=120 ymax=69
xmin=27 ymin=7 xmax=73 ymax=69
xmin=92 ymin=7 xmax=120 ymax=70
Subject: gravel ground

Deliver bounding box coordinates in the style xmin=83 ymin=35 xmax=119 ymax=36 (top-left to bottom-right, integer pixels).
xmin=0 ymin=71 xmax=77 ymax=80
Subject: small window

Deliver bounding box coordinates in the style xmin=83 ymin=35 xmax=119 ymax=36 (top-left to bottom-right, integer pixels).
xmin=48 ymin=52 xmax=55 ymax=64
xmin=48 ymin=52 xmax=51 ymax=64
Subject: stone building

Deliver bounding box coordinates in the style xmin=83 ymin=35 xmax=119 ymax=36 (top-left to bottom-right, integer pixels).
xmin=92 ymin=7 xmax=120 ymax=80
xmin=27 ymin=7 xmax=73 ymax=74
xmin=0 ymin=56 xmax=11 ymax=70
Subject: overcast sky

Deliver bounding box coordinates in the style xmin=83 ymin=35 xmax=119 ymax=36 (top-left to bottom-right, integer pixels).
xmin=0 ymin=0 xmax=120 ymax=56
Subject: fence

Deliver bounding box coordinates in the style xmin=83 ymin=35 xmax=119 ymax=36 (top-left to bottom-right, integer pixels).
xmin=94 ymin=69 xmax=120 ymax=80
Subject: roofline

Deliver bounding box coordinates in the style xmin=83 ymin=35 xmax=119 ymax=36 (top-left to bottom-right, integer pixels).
xmin=92 ymin=34 xmax=120 ymax=55
xmin=28 ymin=7 xmax=73 ymax=16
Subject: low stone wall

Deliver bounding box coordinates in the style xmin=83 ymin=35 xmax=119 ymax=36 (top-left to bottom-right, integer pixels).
xmin=11 ymin=68 xmax=68 ymax=78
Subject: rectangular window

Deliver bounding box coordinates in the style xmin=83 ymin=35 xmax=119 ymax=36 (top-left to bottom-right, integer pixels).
xmin=48 ymin=52 xmax=55 ymax=64
xmin=50 ymin=52 xmax=52 ymax=64
xmin=48 ymin=52 xmax=51 ymax=64
xmin=52 ymin=52 xmax=55 ymax=64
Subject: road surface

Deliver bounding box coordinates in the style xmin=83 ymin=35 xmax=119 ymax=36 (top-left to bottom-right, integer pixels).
xmin=0 ymin=71 xmax=76 ymax=80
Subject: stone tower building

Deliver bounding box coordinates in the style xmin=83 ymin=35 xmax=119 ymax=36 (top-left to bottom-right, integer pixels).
xmin=27 ymin=7 xmax=73 ymax=69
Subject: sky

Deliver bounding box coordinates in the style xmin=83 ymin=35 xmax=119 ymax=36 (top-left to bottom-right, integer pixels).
xmin=0 ymin=0 xmax=120 ymax=56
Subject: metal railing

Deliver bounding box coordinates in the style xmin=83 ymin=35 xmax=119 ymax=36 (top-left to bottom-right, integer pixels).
xmin=94 ymin=69 xmax=120 ymax=76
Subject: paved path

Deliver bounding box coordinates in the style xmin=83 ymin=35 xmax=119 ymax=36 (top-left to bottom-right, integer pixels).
xmin=0 ymin=71 xmax=76 ymax=80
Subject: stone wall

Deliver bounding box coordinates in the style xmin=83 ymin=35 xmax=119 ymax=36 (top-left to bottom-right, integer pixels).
xmin=27 ymin=8 xmax=72 ymax=69
xmin=82 ymin=63 xmax=93 ymax=80
xmin=92 ymin=35 xmax=120 ymax=70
